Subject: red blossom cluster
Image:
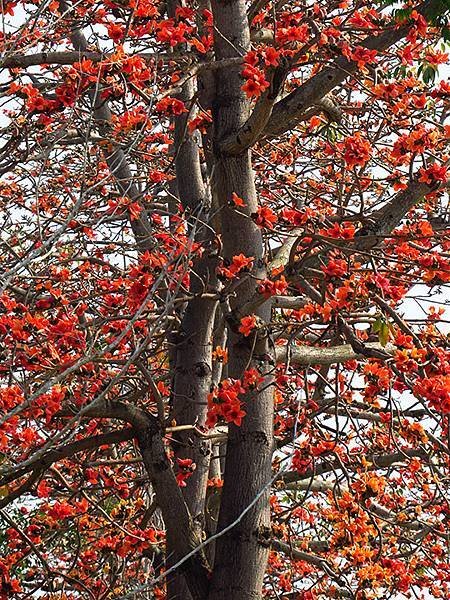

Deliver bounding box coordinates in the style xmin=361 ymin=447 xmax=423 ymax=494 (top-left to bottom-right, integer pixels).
xmin=217 ymin=253 xmax=254 ymax=279
xmin=341 ymin=133 xmax=373 ymax=167
xmin=415 ymin=375 xmax=450 ymax=413
xmin=258 ymin=275 xmax=288 ymax=298
xmin=207 ymin=378 xmax=247 ymax=427
xmin=342 ymin=44 xmax=378 ymax=68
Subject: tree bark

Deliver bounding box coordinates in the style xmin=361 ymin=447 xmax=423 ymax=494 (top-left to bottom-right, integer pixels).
xmin=165 ymin=13 xmax=217 ymax=592
xmin=207 ymin=2 xmax=275 ymax=598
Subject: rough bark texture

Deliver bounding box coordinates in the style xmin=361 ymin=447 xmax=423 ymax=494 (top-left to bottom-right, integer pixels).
xmin=205 ymin=2 xmax=275 ymax=598
xmin=166 ymin=31 xmax=217 ymax=597
xmin=136 ymin=414 xmax=211 ymax=600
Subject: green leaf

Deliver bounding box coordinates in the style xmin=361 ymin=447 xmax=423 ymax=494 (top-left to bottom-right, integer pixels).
xmin=372 ymin=317 xmax=383 ymax=334
xmin=326 ymin=126 xmax=337 ymax=143
xmin=421 ymin=64 xmax=438 ymax=84
xmin=379 ymin=322 xmax=390 ymax=347
xmin=393 ymin=8 xmax=413 ymax=23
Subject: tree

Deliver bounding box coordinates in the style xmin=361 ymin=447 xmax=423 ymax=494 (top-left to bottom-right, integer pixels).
xmin=0 ymin=0 xmax=449 ymax=598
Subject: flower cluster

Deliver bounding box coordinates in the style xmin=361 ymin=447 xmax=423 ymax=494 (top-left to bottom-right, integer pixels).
xmin=258 ymin=275 xmax=288 ymax=298
xmin=207 ymin=378 xmax=246 ymax=427
xmin=241 ymin=63 xmax=270 ymax=99
xmin=341 ymin=133 xmax=372 ymax=168
xmin=418 ymin=164 xmax=448 ymax=186
xmin=415 ymin=375 xmax=450 ymax=413
xmin=176 ymin=457 xmax=196 ymax=487
xmin=391 ymin=126 xmax=438 ymax=164
xmin=217 ymin=254 xmax=254 ymax=280
xmin=342 ymin=44 xmax=377 ymax=68
xmin=240 ymin=49 xmax=277 ymax=99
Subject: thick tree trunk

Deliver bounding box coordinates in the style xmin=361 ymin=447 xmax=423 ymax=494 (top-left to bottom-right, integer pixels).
xmin=168 ymin=293 xmax=216 ymax=600
xmin=133 ymin=413 xmax=211 ymax=600
xmin=166 ymin=37 xmax=217 ymax=599
xmin=206 ymin=1 xmax=275 ymax=598
xmin=207 ymin=157 xmax=274 ymax=600
xmin=170 ymin=81 xmax=216 ymax=513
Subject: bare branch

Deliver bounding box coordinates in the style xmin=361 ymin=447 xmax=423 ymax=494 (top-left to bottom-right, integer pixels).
xmin=276 ymin=342 xmax=395 ymax=366
xmin=280 ymin=448 xmax=428 ymax=485
xmin=270 ymin=539 xmax=352 ymax=596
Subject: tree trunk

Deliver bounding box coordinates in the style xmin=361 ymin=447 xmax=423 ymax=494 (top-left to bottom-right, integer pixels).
xmin=165 ymin=22 xmax=217 ymax=597
xmin=206 ymin=1 xmax=275 ymax=598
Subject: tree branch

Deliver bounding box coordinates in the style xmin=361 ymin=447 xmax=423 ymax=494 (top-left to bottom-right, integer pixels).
xmin=276 ymin=341 xmax=395 ymax=366
xmin=219 ymin=60 xmax=289 ymax=155
xmin=262 ymin=0 xmax=446 ymax=140
xmin=59 ymin=0 xmax=154 ymax=250
xmin=354 ymin=181 xmax=432 ymax=248
xmin=0 ymin=429 xmax=134 ymax=488
xmin=270 ymin=539 xmax=352 ymax=596
xmin=0 ymin=50 xmax=162 ymax=69
xmin=134 ymin=413 xmax=211 ymax=599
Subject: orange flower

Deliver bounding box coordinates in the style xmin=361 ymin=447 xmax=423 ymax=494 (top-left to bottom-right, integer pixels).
xmin=418 ymin=164 xmax=447 ymax=186
xmin=230 ymin=192 xmax=246 ymax=207
xmin=213 ymin=345 xmax=228 ymax=364
xmin=239 ymin=315 xmax=257 ymax=337
xmin=342 ymin=133 xmax=372 ymax=167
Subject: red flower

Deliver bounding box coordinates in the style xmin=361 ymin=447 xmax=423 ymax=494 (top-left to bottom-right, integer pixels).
xmin=213 ymin=345 xmax=228 ymax=364
xmin=155 ymin=97 xmax=187 ymax=115
xmin=277 ymin=24 xmax=309 ymax=44
xmin=323 ymin=222 xmax=356 ymax=239
xmin=415 ymin=375 xmax=450 ymax=413
xmin=107 ymin=22 xmax=124 ymax=43
xmin=239 ymin=315 xmax=257 ymax=337
xmin=258 ymin=275 xmax=288 ymax=298
xmin=176 ymin=457 xmax=196 ymax=487
xmin=217 ymin=254 xmax=253 ymax=279
xmin=342 ymin=133 xmax=372 ymax=167
xmin=262 ymin=47 xmax=280 ymax=67
xmin=242 ymin=77 xmax=269 ymax=99
xmin=230 ymin=192 xmax=246 ymax=207
xmin=188 ymin=111 xmax=212 ymax=134
xmin=418 ymin=164 xmax=447 ymax=186
xmin=346 ymin=45 xmax=378 ymax=68
xmin=292 ymin=448 xmax=312 ymax=475
xmin=207 ymin=379 xmax=246 ymax=427
xmin=322 ymin=258 xmax=348 ymax=278
xmin=222 ymin=404 xmax=246 ymax=426
xmin=253 ymin=206 xmax=278 ymax=229
xmin=243 ymin=367 xmax=264 ymax=389
xmin=241 ymin=64 xmax=269 ymax=99
xmin=424 ymin=50 xmax=449 ymax=66
xmin=156 ymin=19 xmax=192 ymax=47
